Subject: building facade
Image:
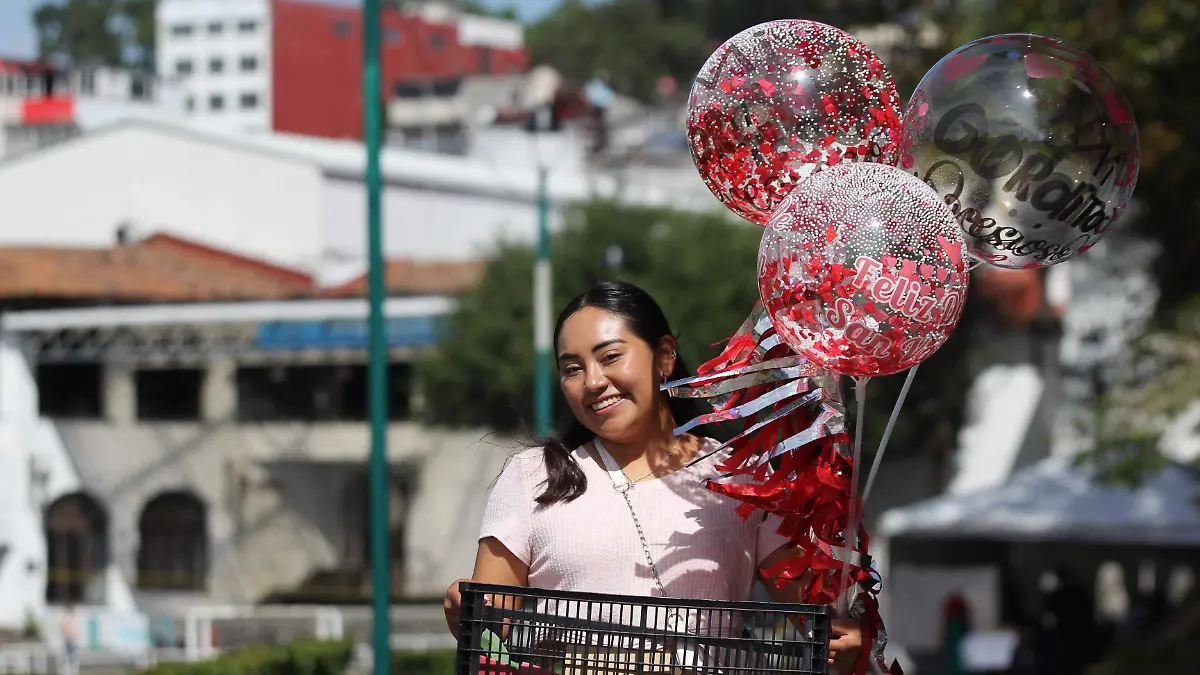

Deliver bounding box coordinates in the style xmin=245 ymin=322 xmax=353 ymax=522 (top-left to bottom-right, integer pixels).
xmin=155 ymin=0 xmax=528 ymax=138
xmin=0 ymin=240 xmax=505 ymax=638
xmin=155 ymin=0 xmax=274 ymax=134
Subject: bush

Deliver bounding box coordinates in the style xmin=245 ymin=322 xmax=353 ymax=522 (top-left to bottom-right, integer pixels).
xmin=391 ymin=650 xmax=455 ymax=675
xmin=140 ymin=639 xmax=354 ymax=675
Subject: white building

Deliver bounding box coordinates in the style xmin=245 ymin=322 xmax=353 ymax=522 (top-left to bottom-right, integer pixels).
xmin=0 ymin=117 xmax=719 ymax=286
xmin=0 ymin=293 xmax=506 ymax=648
xmin=155 ymin=0 xmax=273 ymax=134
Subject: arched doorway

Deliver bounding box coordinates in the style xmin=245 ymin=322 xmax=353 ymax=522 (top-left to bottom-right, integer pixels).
xmin=44 ymin=492 xmax=108 ymax=604
xmin=136 ymin=491 xmax=208 ymax=590
xmin=340 ymin=470 xmax=407 ymax=590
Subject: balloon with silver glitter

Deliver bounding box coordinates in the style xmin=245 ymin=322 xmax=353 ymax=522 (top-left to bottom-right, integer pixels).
xmin=759 ymin=163 xmax=970 ymax=378
xmin=687 ymin=19 xmax=902 ymax=226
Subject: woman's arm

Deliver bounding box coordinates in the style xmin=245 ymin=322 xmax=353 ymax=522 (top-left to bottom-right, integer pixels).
xmin=758 ymin=542 xmax=863 ymax=674
xmin=444 ymin=537 xmax=530 ymax=636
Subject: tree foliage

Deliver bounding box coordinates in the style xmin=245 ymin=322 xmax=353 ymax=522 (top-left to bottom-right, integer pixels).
xmin=525 ymin=0 xmax=901 ymax=101
xmin=33 ymin=0 xmax=156 ymax=69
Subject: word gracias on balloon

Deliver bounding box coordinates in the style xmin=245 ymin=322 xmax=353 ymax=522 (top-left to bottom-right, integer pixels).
xmin=922 ymin=102 xmax=1133 ymax=263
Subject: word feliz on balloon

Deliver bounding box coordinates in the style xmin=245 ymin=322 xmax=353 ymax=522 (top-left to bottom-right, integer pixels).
xmin=810 ymin=254 xmax=966 ymax=362
xmin=919 ymin=101 xmax=1134 ymax=263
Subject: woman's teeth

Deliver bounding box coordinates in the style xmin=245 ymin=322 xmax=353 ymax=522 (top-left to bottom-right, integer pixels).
xmin=592 ymin=397 xmax=623 ymax=411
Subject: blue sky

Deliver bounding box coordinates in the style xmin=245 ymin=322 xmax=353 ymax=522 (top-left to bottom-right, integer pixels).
xmin=0 ymin=0 xmax=562 ymax=60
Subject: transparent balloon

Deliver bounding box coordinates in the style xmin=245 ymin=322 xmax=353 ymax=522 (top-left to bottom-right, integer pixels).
xmin=901 ymin=33 xmax=1139 ymax=269
xmin=687 ymin=19 xmax=902 ymax=226
xmin=759 ymin=163 xmax=970 ymax=378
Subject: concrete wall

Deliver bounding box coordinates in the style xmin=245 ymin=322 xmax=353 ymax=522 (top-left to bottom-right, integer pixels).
xmin=54 ymin=415 xmax=493 ymax=603
xmin=319 ymin=176 xmax=564 ymax=282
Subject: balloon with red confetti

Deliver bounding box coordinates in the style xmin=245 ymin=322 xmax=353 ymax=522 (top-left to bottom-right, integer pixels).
xmin=901 ymin=34 xmax=1139 ymax=269
xmin=687 ymin=20 xmax=903 ymax=226
xmin=758 ymin=162 xmax=969 ymax=378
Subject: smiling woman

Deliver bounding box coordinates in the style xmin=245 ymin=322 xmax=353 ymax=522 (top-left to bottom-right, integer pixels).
xmin=444 ymin=281 xmax=866 ymax=673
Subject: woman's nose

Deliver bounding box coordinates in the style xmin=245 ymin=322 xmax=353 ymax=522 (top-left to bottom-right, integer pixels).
xmin=584 ymin=362 xmax=609 ymax=391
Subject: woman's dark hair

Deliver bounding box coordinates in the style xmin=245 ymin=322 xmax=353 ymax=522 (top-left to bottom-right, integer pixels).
xmin=535 ymin=281 xmax=702 ymax=506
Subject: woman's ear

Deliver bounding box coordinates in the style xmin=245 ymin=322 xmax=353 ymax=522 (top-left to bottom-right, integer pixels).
xmin=656 ymin=335 xmax=679 ymax=379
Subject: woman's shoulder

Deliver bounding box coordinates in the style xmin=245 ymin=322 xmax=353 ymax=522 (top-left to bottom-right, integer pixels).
xmin=503 ymin=447 xmax=549 ymax=472
xmin=688 ymin=435 xmax=730 ymax=465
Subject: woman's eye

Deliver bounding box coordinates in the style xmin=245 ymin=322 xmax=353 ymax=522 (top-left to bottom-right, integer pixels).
xmin=561 ymin=365 xmax=581 ymax=377
xmin=601 ymin=352 xmax=622 ymax=364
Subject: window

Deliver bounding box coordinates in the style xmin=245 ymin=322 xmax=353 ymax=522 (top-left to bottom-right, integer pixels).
xmin=430 ymin=34 xmax=445 ymax=50
xmin=136 ymin=492 xmax=208 ymax=591
xmin=393 ymin=81 xmax=425 ymax=99
xmin=175 ymin=59 xmax=193 ymax=75
xmin=239 ymin=55 xmax=258 ymax=72
xmin=334 ymin=19 xmax=351 ymax=36
xmin=339 ymin=470 xmax=409 ymax=576
xmin=36 ymin=364 xmax=102 ymax=418
xmin=431 ymin=78 xmax=461 ymax=97
xmin=235 ymin=364 xmax=412 ymax=422
xmin=237 ymin=20 xmax=259 ymax=34
xmin=239 ymin=92 xmax=259 ymax=110
xmin=170 ymin=24 xmax=193 ymax=37
xmin=45 ymin=493 xmax=108 ymax=604
xmin=479 ymin=48 xmax=492 ymax=74
xmin=385 ymin=28 xmax=400 ymax=45
xmin=208 ymin=57 xmax=224 ymax=74
xmin=209 ymin=94 xmax=224 ymax=111
xmin=207 ymin=22 xmax=224 ymax=35
xmin=185 ymin=95 xmax=195 ymax=112
xmin=135 ymin=369 xmax=203 ymax=421
xmin=130 ymin=75 xmax=150 ymax=100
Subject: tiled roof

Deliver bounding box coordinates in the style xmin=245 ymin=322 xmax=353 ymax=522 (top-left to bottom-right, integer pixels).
xmin=324 ymin=259 xmax=485 ymax=298
xmin=0 ymin=233 xmax=316 ymax=302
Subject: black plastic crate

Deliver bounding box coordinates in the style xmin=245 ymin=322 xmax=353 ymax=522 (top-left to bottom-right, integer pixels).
xmin=456 ymin=582 xmax=830 ymax=675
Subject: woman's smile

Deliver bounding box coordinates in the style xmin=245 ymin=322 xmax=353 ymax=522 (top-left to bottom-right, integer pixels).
xmin=590 ymin=394 xmax=627 ymax=414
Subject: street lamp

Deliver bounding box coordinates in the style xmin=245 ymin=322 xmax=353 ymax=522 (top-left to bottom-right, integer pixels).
xmin=361 ymin=2 xmax=390 ymax=675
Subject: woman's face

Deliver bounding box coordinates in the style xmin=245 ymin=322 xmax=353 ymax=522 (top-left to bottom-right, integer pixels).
xmin=556 ymin=307 xmax=675 ymax=445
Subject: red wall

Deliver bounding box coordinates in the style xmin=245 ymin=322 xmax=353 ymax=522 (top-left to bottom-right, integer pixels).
xmin=271 ymin=0 xmax=529 ymax=140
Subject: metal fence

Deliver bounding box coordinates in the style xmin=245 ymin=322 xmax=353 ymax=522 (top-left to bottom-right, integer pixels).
xmin=0 ymin=603 xmax=455 ymax=675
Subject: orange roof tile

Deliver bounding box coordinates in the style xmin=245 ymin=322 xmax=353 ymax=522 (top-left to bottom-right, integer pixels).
xmin=0 ymin=234 xmax=315 ymax=302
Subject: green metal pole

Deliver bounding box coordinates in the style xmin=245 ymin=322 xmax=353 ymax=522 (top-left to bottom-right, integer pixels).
xmin=362 ymin=1 xmax=391 ymax=674
xmin=534 ymin=165 xmax=553 ymax=437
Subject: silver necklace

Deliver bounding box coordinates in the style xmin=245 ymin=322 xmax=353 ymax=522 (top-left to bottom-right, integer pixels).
xmin=593 ymin=438 xmax=680 ymax=596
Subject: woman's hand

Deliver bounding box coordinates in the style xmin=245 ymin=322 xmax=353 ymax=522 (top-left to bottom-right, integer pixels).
xmin=829 ymin=616 xmax=864 ymax=673
xmin=443 ymin=578 xmax=471 ymax=637
xmin=446 ymin=538 xmax=531 ymax=637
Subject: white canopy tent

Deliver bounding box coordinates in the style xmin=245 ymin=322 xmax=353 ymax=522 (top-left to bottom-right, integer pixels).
xmin=878 ymin=458 xmax=1200 ymax=546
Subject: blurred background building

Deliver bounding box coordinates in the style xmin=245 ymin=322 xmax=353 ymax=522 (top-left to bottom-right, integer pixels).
xmin=0 ymin=0 xmax=1196 ymax=674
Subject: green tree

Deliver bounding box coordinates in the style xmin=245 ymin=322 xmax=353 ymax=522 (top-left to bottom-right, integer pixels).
xmin=34 ymin=0 xmax=125 ymax=67
xmin=33 ymin=0 xmax=156 ymax=69
xmin=121 ymin=0 xmax=156 ymax=69
xmin=525 ymin=0 xmax=708 ymax=101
